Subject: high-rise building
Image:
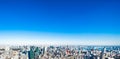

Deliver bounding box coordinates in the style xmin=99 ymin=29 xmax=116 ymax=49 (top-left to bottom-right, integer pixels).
xmin=28 ymin=47 xmax=35 ymax=59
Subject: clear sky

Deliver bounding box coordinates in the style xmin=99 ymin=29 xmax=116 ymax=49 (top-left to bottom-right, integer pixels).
xmin=0 ymin=0 xmax=120 ymax=45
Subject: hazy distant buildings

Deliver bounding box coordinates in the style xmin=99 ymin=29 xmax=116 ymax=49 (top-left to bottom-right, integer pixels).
xmin=0 ymin=45 xmax=120 ymax=59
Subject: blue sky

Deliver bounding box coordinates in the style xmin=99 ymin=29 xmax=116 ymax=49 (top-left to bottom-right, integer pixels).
xmin=0 ymin=0 xmax=120 ymax=45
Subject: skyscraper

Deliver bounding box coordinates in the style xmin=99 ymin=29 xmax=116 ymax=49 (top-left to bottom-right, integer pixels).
xmin=28 ymin=47 xmax=35 ymax=59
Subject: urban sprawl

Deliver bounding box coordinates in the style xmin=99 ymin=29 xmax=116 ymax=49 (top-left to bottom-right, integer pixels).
xmin=0 ymin=45 xmax=120 ymax=59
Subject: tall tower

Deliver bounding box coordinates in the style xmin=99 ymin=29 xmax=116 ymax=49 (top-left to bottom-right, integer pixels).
xmin=28 ymin=46 xmax=35 ymax=59
xmin=100 ymin=47 xmax=106 ymax=59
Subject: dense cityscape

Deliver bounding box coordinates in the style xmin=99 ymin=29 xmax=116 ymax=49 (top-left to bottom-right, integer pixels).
xmin=0 ymin=45 xmax=120 ymax=59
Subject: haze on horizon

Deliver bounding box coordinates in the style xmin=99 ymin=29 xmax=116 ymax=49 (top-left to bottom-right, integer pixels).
xmin=0 ymin=0 xmax=120 ymax=45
